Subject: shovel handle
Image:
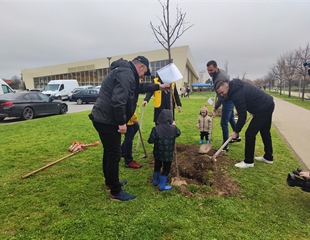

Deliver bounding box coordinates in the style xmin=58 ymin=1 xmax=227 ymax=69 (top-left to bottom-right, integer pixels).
xmin=212 ymin=115 xmax=252 ymax=161
xmin=212 ymin=136 xmax=233 ymax=161
xmin=22 ymin=152 xmax=77 ymax=178
xmin=138 ymin=127 xmax=147 ymax=157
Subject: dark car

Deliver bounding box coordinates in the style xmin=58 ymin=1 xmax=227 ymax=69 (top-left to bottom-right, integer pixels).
xmin=71 ymin=89 xmax=99 ymax=105
xmin=68 ymin=86 xmax=94 ymax=101
xmin=0 ymin=92 xmax=68 ymax=121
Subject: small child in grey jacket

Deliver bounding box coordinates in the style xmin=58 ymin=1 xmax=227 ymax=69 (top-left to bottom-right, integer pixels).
xmin=197 ymin=106 xmax=211 ymax=144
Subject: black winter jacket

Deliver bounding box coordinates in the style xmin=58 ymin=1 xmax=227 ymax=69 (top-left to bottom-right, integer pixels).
xmin=147 ymin=109 xmax=181 ymax=162
xmin=90 ymin=58 xmax=160 ymax=125
xmin=227 ymin=79 xmax=274 ymax=133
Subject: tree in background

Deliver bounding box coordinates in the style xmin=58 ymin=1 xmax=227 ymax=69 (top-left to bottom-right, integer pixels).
xmin=10 ymin=75 xmax=22 ymax=90
xmin=149 ymin=0 xmax=193 ymax=179
xmin=266 ymin=42 xmax=310 ymax=100
xmin=295 ymin=43 xmax=310 ymax=101
xmin=150 ymin=0 xmax=194 ymax=64
xmin=281 ymin=51 xmax=298 ymax=98
xmin=150 ymin=0 xmax=194 ymax=111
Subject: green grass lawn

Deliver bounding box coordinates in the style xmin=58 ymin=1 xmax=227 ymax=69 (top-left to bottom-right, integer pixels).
xmin=1 ymin=92 xmax=310 ymax=239
xmin=268 ymin=91 xmax=310 ymax=110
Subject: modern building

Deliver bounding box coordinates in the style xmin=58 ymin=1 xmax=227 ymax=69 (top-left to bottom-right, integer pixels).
xmin=22 ymin=45 xmax=199 ymax=91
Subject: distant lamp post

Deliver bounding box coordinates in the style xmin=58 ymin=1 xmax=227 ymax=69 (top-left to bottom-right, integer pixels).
xmin=107 ymin=57 xmax=112 ymax=72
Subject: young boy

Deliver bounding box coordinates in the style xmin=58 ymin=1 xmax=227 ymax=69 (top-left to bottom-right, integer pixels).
xmin=148 ymin=109 xmax=181 ymax=191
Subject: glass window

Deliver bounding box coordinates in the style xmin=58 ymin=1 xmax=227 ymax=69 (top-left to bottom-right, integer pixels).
xmin=76 ymin=72 xmax=81 ymax=85
xmin=28 ymin=93 xmax=41 ymax=100
xmin=34 ymin=78 xmax=39 ymax=89
xmin=1 ymin=85 xmax=13 ymax=94
xmin=23 ymin=94 xmax=31 ymax=100
xmin=39 ymin=93 xmax=49 ymax=101
xmin=85 ymin=71 xmax=89 ymax=84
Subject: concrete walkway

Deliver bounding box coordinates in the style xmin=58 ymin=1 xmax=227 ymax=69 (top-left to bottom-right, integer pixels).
xmin=272 ymin=95 xmax=310 ymax=170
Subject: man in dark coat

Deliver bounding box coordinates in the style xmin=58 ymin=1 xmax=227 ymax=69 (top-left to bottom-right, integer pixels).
xmin=216 ymin=79 xmax=275 ymax=168
xmin=89 ymin=56 xmax=170 ymax=201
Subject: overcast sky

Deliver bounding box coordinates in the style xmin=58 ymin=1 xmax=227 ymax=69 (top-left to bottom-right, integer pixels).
xmin=1 ymin=0 xmax=310 ymax=80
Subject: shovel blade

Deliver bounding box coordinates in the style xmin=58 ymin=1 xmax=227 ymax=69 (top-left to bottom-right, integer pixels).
xmin=198 ymin=144 xmax=212 ymax=154
xmin=171 ymin=177 xmax=187 ymax=186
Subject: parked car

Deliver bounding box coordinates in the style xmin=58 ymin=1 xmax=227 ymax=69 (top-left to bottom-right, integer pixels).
xmin=42 ymin=79 xmax=79 ymax=101
xmin=68 ymin=85 xmax=94 ymax=101
xmin=71 ymin=89 xmax=99 ymax=105
xmin=0 ymin=78 xmax=15 ymax=95
xmin=0 ymin=92 xmax=68 ymax=121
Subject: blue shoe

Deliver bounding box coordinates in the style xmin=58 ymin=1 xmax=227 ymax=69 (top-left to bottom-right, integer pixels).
xmin=153 ymin=171 xmax=160 ymax=186
xmin=199 ymin=140 xmax=203 ymax=145
xmin=110 ymin=190 xmax=136 ymax=201
xmin=159 ymin=175 xmax=172 ymax=191
xmin=205 ymin=140 xmax=209 ymax=144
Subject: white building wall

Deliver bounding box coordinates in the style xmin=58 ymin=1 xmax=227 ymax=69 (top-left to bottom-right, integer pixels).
xmin=22 ymin=45 xmax=199 ymax=90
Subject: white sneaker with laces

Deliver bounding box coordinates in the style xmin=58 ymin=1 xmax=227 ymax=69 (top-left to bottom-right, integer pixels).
xmin=235 ymin=161 xmax=254 ymax=168
xmin=254 ymin=156 xmax=273 ymax=164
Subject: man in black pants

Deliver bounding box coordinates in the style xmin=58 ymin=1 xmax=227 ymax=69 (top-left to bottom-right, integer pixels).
xmin=215 ymin=79 xmax=275 ymax=168
xmin=89 ymin=56 xmax=170 ymax=201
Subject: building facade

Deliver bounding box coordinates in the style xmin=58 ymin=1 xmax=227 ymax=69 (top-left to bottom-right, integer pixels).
xmin=22 ymin=45 xmax=199 ymax=91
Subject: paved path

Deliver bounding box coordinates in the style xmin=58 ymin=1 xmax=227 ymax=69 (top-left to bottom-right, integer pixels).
xmin=272 ymin=94 xmax=310 ymax=170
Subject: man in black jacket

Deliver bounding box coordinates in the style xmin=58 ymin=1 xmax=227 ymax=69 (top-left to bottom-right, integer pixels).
xmin=142 ymin=76 xmax=182 ymax=125
xmin=216 ymin=79 xmax=275 ymax=168
xmin=89 ymin=56 xmax=170 ymax=201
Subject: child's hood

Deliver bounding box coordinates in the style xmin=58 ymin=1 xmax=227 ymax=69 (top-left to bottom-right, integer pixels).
xmin=200 ymin=106 xmax=208 ymax=115
xmin=156 ymin=109 xmax=173 ymax=125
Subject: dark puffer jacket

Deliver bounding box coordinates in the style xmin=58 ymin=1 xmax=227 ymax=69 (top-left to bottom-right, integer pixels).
xmin=90 ymin=58 xmax=160 ymax=125
xmin=227 ymin=79 xmax=274 ymax=133
xmin=147 ymin=109 xmax=181 ymax=162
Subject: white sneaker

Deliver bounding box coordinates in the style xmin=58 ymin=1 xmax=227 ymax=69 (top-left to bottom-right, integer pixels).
xmin=235 ymin=161 xmax=254 ymax=168
xmin=255 ymin=156 xmax=273 ymax=164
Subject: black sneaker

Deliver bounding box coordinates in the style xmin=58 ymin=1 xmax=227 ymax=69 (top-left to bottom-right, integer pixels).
xmin=230 ymin=137 xmax=241 ymax=143
xmin=110 ymin=190 xmax=136 ymax=201
xmin=221 ymin=146 xmax=229 ymax=152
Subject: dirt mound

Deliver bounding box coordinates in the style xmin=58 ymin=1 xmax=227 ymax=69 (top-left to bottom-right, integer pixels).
xmin=149 ymin=143 xmax=240 ymax=198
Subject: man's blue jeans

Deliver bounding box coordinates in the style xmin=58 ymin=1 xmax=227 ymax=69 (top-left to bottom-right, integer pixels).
xmin=221 ymin=100 xmax=237 ymax=149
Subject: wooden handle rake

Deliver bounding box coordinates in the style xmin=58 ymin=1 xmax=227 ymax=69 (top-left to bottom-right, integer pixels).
xmin=22 ymin=141 xmax=99 ymax=179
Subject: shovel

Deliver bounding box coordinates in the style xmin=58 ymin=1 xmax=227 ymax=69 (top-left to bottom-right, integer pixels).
xmin=138 ymin=126 xmax=148 ymax=158
xmin=212 ymin=115 xmax=253 ymax=161
xmin=135 ymin=106 xmax=145 ymax=152
xmin=212 ymin=136 xmax=233 ymax=161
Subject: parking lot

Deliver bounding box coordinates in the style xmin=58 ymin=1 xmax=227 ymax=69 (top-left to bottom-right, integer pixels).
xmin=0 ymin=101 xmax=93 ymax=124
xmin=66 ymin=101 xmax=93 ymax=114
